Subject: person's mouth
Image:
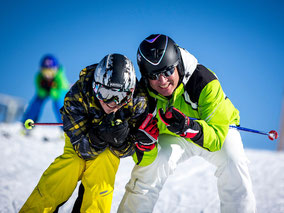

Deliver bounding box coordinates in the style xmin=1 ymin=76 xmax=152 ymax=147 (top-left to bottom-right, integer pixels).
xmin=159 ymin=82 xmax=170 ymax=89
xmin=107 ymin=104 xmax=116 ymax=109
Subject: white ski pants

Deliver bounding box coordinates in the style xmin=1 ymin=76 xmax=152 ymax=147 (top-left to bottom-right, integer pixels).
xmin=118 ymin=129 xmax=256 ymax=213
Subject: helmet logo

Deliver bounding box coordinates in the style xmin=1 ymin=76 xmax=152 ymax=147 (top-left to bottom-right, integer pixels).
xmin=109 ymin=82 xmax=123 ymax=88
xmin=150 ymin=48 xmax=159 ymax=59
xmin=138 ymin=36 xmax=168 ymax=66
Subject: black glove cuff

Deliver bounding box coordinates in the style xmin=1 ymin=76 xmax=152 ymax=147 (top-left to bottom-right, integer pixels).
xmin=135 ymin=146 xmax=145 ymax=165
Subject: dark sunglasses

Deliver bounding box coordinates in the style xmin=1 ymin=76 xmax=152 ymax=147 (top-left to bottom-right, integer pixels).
xmin=147 ymin=66 xmax=175 ymax=80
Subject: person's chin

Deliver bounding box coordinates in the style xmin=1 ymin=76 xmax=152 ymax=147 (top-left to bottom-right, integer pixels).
xmin=158 ymin=88 xmax=173 ymax=97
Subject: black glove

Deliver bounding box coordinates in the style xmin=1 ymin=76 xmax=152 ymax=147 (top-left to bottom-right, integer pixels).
xmin=134 ymin=113 xmax=159 ymax=152
xmin=89 ymin=128 xmax=108 ymax=151
xmin=159 ymin=106 xmax=200 ymax=139
xmin=101 ymin=120 xmax=129 ymax=148
xmin=40 ymin=79 xmax=54 ymax=91
xmin=89 ymin=113 xmax=129 ymax=149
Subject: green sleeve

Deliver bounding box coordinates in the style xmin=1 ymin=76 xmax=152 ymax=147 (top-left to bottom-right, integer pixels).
xmin=50 ymin=67 xmax=70 ymax=100
xmin=132 ymin=145 xmax=158 ymax=167
xmin=193 ymin=79 xmax=240 ymax=151
xmin=35 ymin=72 xmax=49 ymax=98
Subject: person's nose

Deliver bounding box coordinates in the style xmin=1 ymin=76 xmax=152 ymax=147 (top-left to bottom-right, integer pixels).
xmin=158 ymin=74 xmax=168 ymax=83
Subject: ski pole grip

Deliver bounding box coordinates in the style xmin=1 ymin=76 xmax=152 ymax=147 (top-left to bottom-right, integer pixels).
xmin=24 ymin=119 xmax=35 ymax=129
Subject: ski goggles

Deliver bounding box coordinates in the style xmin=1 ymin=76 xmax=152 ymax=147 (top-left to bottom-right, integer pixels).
xmin=147 ymin=65 xmax=175 ymax=80
xmin=94 ymin=84 xmax=133 ymax=106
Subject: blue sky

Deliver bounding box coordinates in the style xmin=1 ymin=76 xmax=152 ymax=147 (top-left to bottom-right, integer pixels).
xmin=0 ymin=0 xmax=283 ymax=150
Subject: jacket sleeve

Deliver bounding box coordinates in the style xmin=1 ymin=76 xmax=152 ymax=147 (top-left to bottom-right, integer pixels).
xmin=60 ymin=82 xmax=102 ymax=160
xmin=50 ymin=67 xmax=70 ymax=100
xmin=35 ymin=72 xmax=49 ymax=98
xmin=132 ymin=146 xmax=158 ymax=166
xmin=191 ymin=79 xmax=240 ymax=151
xmin=129 ymin=83 xmax=159 ymax=166
xmin=181 ymin=65 xmax=239 ymax=152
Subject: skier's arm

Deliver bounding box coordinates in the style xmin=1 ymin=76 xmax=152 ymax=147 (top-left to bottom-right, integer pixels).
xmin=131 ymin=113 xmax=159 ymax=166
xmin=127 ymin=84 xmax=159 ymax=166
xmin=194 ymin=79 xmax=239 ymax=151
xmin=49 ymin=67 xmax=70 ymax=100
xmin=159 ymin=79 xmax=239 ymax=152
xmin=61 ymin=82 xmax=103 ymax=160
xmin=35 ymin=73 xmax=49 ymax=98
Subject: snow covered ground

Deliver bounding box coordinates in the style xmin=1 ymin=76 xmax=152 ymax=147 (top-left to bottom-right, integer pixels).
xmin=0 ymin=122 xmax=283 ymax=213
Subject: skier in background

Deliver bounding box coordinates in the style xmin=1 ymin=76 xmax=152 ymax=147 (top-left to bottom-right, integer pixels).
xmin=21 ymin=54 xmax=69 ymax=126
xmin=118 ymin=34 xmax=256 ymax=213
xmin=19 ymin=53 xmax=158 ymax=212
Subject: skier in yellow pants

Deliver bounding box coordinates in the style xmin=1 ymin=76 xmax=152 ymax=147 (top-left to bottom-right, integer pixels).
xmin=20 ymin=54 xmax=159 ymax=212
xmin=20 ymin=136 xmax=119 ymax=212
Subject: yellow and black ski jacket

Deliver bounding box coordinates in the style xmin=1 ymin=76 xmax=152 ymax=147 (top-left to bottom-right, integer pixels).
xmin=60 ymin=64 xmax=148 ymax=160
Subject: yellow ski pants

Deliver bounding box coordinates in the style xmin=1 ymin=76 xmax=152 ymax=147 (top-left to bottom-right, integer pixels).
xmin=20 ymin=135 xmax=120 ymax=213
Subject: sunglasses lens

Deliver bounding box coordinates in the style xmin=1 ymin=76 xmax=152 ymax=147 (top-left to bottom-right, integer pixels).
xmin=148 ymin=74 xmax=159 ymax=80
xmin=148 ymin=66 xmax=175 ymax=80
xmin=164 ymin=66 xmax=175 ymax=77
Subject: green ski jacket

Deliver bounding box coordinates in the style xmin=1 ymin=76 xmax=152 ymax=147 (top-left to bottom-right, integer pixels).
xmin=35 ymin=67 xmax=69 ymax=100
xmin=134 ymin=48 xmax=240 ymax=166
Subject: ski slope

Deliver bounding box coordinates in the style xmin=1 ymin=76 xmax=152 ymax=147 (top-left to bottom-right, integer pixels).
xmin=0 ymin=122 xmax=283 ymax=213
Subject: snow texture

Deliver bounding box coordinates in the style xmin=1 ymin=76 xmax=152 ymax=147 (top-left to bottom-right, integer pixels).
xmin=0 ymin=123 xmax=283 ymax=213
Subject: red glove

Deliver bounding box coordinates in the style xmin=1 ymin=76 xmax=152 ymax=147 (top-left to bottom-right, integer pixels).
xmin=159 ymin=106 xmax=200 ymax=139
xmin=135 ymin=113 xmax=159 ymax=151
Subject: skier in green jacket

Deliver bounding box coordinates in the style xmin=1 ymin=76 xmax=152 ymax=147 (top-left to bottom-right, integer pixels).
xmin=21 ymin=54 xmax=69 ymax=125
xmin=118 ymin=34 xmax=256 ymax=213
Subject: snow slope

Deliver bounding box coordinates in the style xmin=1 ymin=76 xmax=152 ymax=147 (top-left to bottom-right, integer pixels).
xmin=0 ymin=123 xmax=283 ymax=213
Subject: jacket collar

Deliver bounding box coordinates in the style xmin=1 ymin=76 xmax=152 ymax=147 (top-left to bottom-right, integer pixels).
xmin=179 ymin=47 xmax=198 ymax=85
xmin=147 ymin=82 xmax=184 ymax=105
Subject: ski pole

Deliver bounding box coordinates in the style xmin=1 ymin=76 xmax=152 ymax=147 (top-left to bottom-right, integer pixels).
xmin=228 ymin=125 xmax=278 ymax=141
xmin=164 ymin=111 xmax=279 ymax=141
xmin=25 ymin=116 xmax=279 ymax=141
xmin=24 ymin=119 xmax=63 ymax=129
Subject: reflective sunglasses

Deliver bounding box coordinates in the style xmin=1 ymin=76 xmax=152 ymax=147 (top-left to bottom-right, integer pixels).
xmin=94 ymin=84 xmax=132 ymax=106
xmin=147 ymin=65 xmax=175 ymax=80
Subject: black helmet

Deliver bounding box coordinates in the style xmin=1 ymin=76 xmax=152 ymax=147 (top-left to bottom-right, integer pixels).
xmin=137 ymin=34 xmax=184 ymax=79
xmin=93 ymin=53 xmax=136 ymax=106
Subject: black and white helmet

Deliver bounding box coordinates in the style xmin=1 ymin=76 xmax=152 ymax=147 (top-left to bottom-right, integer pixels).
xmin=93 ymin=54 xmax=136 ymax=106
